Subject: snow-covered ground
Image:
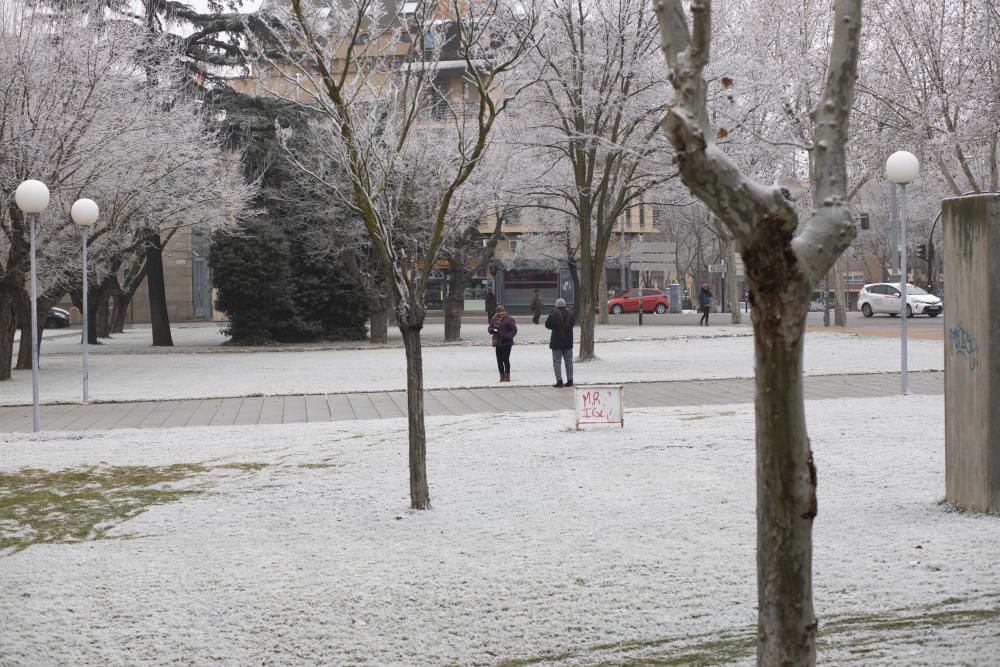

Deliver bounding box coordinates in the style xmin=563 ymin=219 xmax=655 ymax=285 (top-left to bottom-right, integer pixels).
xmin=5 ymin=323 xmax=942 ymax=405
xmin=2 ymin=396 xmax=997 ymax=665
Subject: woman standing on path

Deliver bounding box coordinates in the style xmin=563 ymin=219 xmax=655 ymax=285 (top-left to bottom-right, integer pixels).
xmin=488 ymin=305 xmax=518 ymax=382
xmin=698 ymin=284 xmax=713 ymax=326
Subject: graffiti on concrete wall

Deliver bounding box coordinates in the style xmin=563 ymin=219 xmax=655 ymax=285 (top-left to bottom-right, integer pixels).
xmin=948 ymin=325 xmax=979 ymax=370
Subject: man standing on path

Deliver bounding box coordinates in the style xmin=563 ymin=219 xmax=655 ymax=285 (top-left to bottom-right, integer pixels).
xmin=530 ymin=290 xmax=543 ymax=324
xmin=485 ymin=287 xmax=497 ymax=322
xmin=698 ymin=283 xmax=713 ymax=326
xmin=545 ymin=298 xmax=575 ymax=388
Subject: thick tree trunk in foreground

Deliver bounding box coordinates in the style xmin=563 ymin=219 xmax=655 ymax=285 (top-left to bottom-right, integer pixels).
xmin=145 ymin=234 xmax=174 ymax=347
xmin=746 ymin=248 xmax=816 ymax=665
xmin=400 ymin=324 xmax=430 ymax=510
xmin=444 ymin=264 xmax=465 ymax=342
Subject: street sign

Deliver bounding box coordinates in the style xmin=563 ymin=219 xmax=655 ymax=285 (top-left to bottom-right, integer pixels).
xmin=709 ymin=261 xmax=727 ymax=273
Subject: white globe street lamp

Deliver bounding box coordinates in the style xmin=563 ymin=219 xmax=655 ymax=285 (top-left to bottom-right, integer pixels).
xmin=71 ymin=199 xmax=99 ymax=404
xmin=885 ymin=151 xmax=919 ymax=395
xmin=14 ymin=179 xmax=50 ymax=432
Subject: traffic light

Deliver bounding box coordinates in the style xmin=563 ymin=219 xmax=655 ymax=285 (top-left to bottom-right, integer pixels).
xmin=916 ymin=243 xmax=927 ymax=260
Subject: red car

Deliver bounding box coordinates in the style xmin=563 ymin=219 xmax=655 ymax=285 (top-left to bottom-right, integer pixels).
xmin=608 ymin=288 xmax=669 ymax=314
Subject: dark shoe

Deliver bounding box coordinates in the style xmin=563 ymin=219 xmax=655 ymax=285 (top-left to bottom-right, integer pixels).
xmin=565 ymin=380 xmax=573 ymax=387
xmin=500 ymin=373 xmax=505 ymax=383
xmin=553 ymin=380 xmax=564 ymax=388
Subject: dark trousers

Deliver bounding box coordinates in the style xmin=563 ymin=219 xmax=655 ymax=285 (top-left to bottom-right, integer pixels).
xmin=487 ymin=309 xmax=496 ymax=323
xmin=532 ymin=311 xmax=541 ymax=324
xmin=495 ymin=345 xmax=512 ymax=374
xmin=700 ymin=305 xmax=710 ymax=325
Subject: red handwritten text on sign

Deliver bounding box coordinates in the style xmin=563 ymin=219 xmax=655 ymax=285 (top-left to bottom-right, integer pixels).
xmin=577 ymin=389 xmax=620 ymax=423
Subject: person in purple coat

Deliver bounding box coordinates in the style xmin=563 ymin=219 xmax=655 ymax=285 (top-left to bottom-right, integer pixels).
xmin=488 ymin=304 xmax=518 ymax=382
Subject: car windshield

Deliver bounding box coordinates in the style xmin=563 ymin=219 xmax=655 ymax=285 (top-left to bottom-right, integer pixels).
xmin=904 ymin=285 xmax=928 ymax=295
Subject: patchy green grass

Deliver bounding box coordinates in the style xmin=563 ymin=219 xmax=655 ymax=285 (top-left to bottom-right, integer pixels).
xmin=0 ymin=462 xmax=270 ymax=554
xmin=499 ymin=596 xmax=1000 ymax=666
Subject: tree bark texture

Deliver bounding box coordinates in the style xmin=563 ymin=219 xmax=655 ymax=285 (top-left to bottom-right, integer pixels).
xmin=0 ymin=287 xmax=16 ymax=381
xmin=833 ymin=262 xmax=847 ymax=327
xmin=400 ymin=324 xmax=431 ymax=510
xmin=369 ymin=289 xmax=392 ymax=345
xmin=744 ymin=236 xmax=817 ymax=666
xmin=444 ymin=262 xmax=465 ymax=342
xmin=14 ymin=289 xmax=32 ymax=371
xmin=598 ymin=268 xmax=609 ymax=326
xmin=145 ymin=234 xmax=174 ymax=347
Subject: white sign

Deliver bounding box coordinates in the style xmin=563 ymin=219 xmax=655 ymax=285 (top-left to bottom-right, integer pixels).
xmin=575 ymin=385 xmax=624 ymax=429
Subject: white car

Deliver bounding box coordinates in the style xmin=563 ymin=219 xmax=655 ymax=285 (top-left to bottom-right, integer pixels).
xmin=857 ymin=283 xmax=942 ymax=318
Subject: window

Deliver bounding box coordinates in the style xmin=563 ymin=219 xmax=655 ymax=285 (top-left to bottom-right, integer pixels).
xmin=870 ymin=285 xmax=887 ymax=295
xmin=643 ymin=289 xmax=660 ymax=297
xmin=508 ymin=239 xmax=519 ymax=251
xmin=355 ymin=33 xmax=369 ymax=45
xmin=639 ymin=205 xmax=645 ymax=227
xmin=397 ymin=30 xmax=411 ymax=43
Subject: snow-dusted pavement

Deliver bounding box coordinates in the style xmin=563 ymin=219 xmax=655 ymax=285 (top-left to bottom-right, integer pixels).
xmin=4 ymin=323 xmax=943 ymax=405
xmin=2 ymin=396 xmax=997 ymax=665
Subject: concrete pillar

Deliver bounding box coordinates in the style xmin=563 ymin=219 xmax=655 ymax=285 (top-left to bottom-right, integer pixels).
xmin=942 ymin=194 xmax=1000 ymax=512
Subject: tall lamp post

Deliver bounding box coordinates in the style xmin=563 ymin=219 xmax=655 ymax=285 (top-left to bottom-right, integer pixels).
xmin=71 ymin=199 xmax=99 ymax=403
xmin=14 ymin=180 xmax=50 ymax=432
xmin=885 ymin=151 xmax=919 ymax=395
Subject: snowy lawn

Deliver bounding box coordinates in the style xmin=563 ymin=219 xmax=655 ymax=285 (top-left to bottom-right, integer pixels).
xmin=4 ymin=324 xmax=942 ymax=405
xmin=2 ymin=395 xmax=997 ymax=665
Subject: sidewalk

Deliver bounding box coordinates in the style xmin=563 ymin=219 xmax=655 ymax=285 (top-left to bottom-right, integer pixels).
xmin=0 ymin=371 xmax=943 ymax=433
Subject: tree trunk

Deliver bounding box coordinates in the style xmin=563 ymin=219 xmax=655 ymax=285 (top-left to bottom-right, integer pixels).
xmin=14 ymin=288 xmax=32 ymax=371
xmin=833 ymin=261 xmax=847 ymax=326
xmin=95 ymin=285 xmax=113 ymax=339
xmin=444 ymin=263 xmax=465 ymax=341
xmin=598 ymin=267 xmax=609 ymax=325
xmin=577 ymin=282 xmax=597 ymax=361
xmin=111 ymin=291 xmax=131 ymax=334
xmin=400 ymin=324 xmax=431 ymax=510
xmin=369 ymin=289 xmax=392 ymax=344
xmin=0 ymin=287 xmax=15 ymax=381
xmin=727 ymin=240 xmax=741 ymax=324
xmin=748 ymin=268 xmax=816 ymax=666
xmin=146 ymin=233 xmax=174 ymax=347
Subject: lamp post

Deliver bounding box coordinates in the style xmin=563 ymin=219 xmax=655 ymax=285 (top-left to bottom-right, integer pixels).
xmin=71 ymin=199 xmax=99 ymax=403
xmin=885 ymin=151 xmax=919 ymax=395
xmin=14 ymin=180 xmax=50 ymax=432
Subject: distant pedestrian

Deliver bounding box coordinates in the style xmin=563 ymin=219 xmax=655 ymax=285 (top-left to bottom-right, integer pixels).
xmin=545 ymin=298 xmax=575 ymax=388
xmin=530 ymin=290 xmax=543 ymax=324
xmin=488 ymin=305 xmax=517 ymax=383
xmin=485 ymin=287 xmax=497 ymax=322
xmin=698 ymin=284 xmax=713 ymax=326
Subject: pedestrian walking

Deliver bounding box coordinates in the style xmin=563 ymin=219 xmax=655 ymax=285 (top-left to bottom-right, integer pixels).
xmin=698 ymin=284 xmax=713 ymax=326
xmin=530 ymin=290 xmax=543 ymax=324
xmin=485 ymin=287 xmax=497 ymax=322
xmin=488 ymin=305 xmax=517 ymax=383
xmin=545 ymin=298 xmax=574 ymax=388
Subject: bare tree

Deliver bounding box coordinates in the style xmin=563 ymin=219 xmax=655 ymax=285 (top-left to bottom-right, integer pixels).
xmin=523 ymin=0 xmax=673 ymax=360
xmin=253 ymin=0 xmax=539 ymax=509
xmin=654 ymin=0 xmax=862 ymax=663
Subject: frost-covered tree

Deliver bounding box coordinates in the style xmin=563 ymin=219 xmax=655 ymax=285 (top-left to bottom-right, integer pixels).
xmin=522 ymin=0 xmax=673 ymax=360
xmin=250 ymin=0 xmax=540 ymax=509
xmin=654 ymin=0 xmax=862 ymax=663
xmin=0 ymin=1 xmax=249 ymax=372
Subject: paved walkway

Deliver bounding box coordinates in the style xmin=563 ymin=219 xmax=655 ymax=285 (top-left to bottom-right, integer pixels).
xmin=0 ymin=371 xmax=943 ymax=433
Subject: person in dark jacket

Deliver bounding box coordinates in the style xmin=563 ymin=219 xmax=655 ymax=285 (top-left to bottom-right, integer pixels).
xmin=485 ymin=287 xmax=497 ymax=322
xmin=530 ymin=290 xmax=543 ymax=324
xmin=698 ymin=284 xmax=713 ymax=326
xmin=545 ymin=298 xmax=574 ymax=387
xmin=488 ymin=304 xmax=517 ymax=382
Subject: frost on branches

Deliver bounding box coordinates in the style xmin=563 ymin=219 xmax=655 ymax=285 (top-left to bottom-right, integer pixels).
xmin=0 ymin=1 xmax=249 ymax=375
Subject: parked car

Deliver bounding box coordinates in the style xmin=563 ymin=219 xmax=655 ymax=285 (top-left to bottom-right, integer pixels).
xmin=45 ymin=307 xmax=71 ymax=329
xmin=608 ymin=288 xmax=669 ymax=314
xmin=857 ymin=283 xmax=942 ymax=318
